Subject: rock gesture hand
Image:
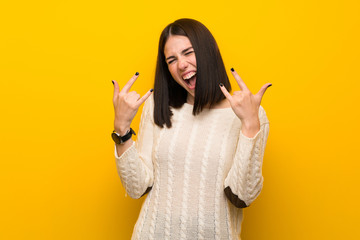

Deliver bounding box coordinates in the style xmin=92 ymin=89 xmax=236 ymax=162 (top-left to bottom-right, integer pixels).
xmin=219 ymin=68 xmax=271 ymax=137
xmin=112 ymin=73 xmax=153 ymax=135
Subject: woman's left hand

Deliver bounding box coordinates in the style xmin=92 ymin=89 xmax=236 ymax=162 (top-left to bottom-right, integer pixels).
xmin=219 ymin=68 xmax=271 ymax=137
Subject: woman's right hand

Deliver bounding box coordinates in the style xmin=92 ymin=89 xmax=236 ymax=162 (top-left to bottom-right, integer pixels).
xmin=112 ymin=73 xmax=153 ymax=135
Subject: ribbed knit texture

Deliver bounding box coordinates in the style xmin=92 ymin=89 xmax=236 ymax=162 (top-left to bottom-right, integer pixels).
xmin=115 ymin=97 xmax=270 ymax=240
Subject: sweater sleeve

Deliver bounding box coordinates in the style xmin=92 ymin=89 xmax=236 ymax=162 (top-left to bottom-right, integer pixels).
xmin=114 ymin=98 xmax=155 ymax=199
xmin=224 ymin=105 xmax=270 ymax=208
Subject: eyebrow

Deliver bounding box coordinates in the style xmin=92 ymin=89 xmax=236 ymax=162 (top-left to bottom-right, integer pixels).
xmin=165 ymin=47 xmax=194 ymax=61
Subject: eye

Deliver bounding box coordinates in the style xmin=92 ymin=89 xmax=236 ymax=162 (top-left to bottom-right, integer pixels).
xmin=185 ymin=51 xmax=194 ymax=55
xmin=167 ymin=59 xmax=175 ymax=65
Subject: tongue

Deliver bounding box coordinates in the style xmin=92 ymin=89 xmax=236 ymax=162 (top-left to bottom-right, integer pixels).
xmin=188 ymin=76 xmax=196 ymax=88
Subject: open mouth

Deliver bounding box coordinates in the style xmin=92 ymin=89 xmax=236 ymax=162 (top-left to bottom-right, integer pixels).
xmin=182 ymin=71 xmax=196 ymax=89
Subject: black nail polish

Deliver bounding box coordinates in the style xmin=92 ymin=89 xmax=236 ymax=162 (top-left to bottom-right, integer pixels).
xmin=135 ymin=72 xmax=139 ymax=76
xmin=150 ymin=89 xmax=153 ymax=92
xmin=268 ymin=84 xmax=272 ymax=88
xmin=230 ymin=68 xmax=234 ymax=72
xmin=112 ymin=80 xmax=114 ymax=85
xmin=219 ymin=83 xmax=224 ymax=87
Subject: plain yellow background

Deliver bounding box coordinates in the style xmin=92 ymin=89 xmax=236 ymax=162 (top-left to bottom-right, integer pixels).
xmin=1 ymin=0 xmax=359 ymax=239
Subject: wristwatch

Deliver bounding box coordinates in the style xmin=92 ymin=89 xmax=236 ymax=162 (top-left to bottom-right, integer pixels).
xmin=111 ymin=128 xmax=136 ymax=144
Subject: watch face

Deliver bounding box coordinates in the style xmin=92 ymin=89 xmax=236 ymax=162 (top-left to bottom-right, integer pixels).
xmin=111 ymin=132 xmax=122 ymax=144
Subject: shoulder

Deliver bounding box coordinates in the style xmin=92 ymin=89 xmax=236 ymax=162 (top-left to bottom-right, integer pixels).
xmin=144 ymin=94 xmax=154 ymax=111
xmin=142 ymin=95 xmax=155 ymax=121
xmin=258 ymin=105 xmax=269 ymax=126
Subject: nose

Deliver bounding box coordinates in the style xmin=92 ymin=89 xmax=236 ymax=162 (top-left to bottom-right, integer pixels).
xmin=178 ymin=57 xmax=189 ymax=70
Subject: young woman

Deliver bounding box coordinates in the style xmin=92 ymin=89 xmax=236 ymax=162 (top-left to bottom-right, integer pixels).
xmin=111 ymin=18 xmax=271 ymax=239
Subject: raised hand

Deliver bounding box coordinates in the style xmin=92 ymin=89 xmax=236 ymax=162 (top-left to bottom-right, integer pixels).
xmin=219 ymin=68 xmax=271 ymax=137
xmin=112 ymin=73 xmax=153 ymax=135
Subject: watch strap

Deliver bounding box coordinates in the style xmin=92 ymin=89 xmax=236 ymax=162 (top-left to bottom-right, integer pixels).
xmin=120 ymin=128 xmax=136 ymax=143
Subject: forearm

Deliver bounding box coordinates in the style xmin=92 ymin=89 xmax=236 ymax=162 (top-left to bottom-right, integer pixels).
xmin=115 ymin=142 xmax=154 ymax=199
xmin=114 ymin=98 xmax=155 ymax=199
xmin=241 ymin=118 xmax=260 ymax=138
xmin=115 ymin=139 xmax=133 ymax=157
xmin=224 ymin=120 xmax=269 ymax=208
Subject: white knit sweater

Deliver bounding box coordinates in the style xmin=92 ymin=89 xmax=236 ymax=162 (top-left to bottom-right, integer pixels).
xmin=115 ymin=97 xmax=269 ymax=240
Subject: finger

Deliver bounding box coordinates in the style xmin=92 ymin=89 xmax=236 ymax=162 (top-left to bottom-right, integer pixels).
xmin=219 ymin=83 xmax=233 ymax=102
xmin=136 ymin=89 xmax=154 ymax=107
xmin=127 ymin=91 xmax=138 ymax=97
xmin=255 ymin=83 xmax=272 ymax=102
xmin=112 ymin=80 xmax=120 ymax=98
xmin=127 ymin=93 xmax=141 ymax=101
xmin=121 ymin=72 xmax=139 ymax=94
xmin=230 ymin=68 xmax=249 ymax=92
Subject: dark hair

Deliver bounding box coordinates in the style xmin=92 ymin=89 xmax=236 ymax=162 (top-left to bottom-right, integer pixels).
xmin=154 ymin=18 xmax=231 ymax=128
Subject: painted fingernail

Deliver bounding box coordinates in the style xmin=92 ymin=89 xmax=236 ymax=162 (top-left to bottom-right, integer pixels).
xmin=219 ymin=83 xmax=224 ymax=87
xmin=112 ymin=80 xmax=114 ymax=85
xmin=150 ymin=89 xmax=153 ymax=92
xmin=230 ymin=68 xmax=234 ymax=72
xmin=268 ymin=84 xmax=272 ymax=88
xmin=135 ymin=72 xmax=139 ymax=76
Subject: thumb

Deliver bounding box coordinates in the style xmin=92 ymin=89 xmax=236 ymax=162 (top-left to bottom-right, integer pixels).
xmin=219 ymin=83 xmax=233 ymax=102
xmin=112 ymin=80 xmax=120 ymax=97
xmin=255 ymin=83 xmax=272 ymax=102
xmin=136 ymin=89 xmax=153 ymax=107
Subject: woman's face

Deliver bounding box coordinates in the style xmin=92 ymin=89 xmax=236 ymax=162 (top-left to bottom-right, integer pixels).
xmin=164 ymin=35 xmax=197 ymax=104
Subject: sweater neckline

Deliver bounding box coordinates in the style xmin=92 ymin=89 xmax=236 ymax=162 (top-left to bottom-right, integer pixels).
xmin=183 ymin=102 xmax=232 ymax=112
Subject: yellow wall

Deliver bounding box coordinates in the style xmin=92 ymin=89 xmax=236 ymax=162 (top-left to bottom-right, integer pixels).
xmin=1 ymin=0 xmax=359 ymax=239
